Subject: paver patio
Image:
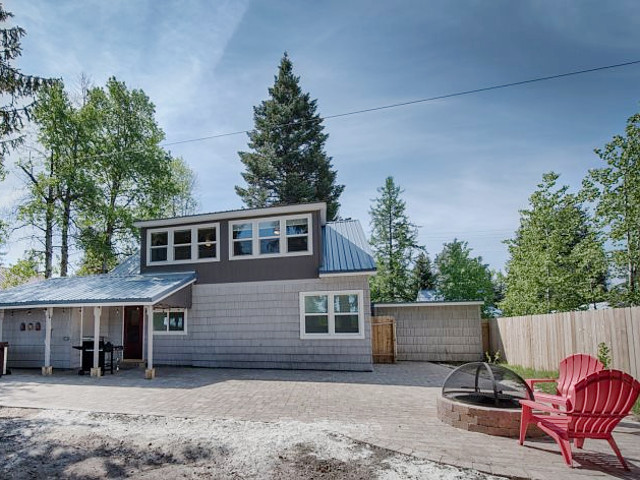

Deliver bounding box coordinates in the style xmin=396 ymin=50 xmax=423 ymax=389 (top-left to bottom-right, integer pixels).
xmin=0 ymin=362 xmax=638 ymax=479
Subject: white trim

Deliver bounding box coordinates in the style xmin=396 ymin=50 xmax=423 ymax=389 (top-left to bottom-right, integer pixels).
xmin=229 ymin=213 xmax=313 ymax=261
xmin=299 ymin=290 xmax=365 ymax=340
xmin=374 ymin=301 xmax=484 ymax=307
xmin=146 ymin=222 xmax=220 ymax=266
xmin=44 ymin=307 xmax=53 ymax=367
xmin=152 ymin=307 xmax=188 ymax=336
xmin=134 ymin=202 xmax=327 ymax=228
xmin=145 ymin=305 xmax=154 ymax=369
xmin=319 ymin=271 xmax=376 ymax=278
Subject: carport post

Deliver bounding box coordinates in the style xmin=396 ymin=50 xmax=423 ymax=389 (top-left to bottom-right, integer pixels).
xmin=42 ymin=307 xmax=53 ymax=376
xmin=0 ymin=309 xmax=4 ymax=341
xmin=91 ymin=306 xmax=102 ymax=377
xmin=145 ymin=305 xmax=155 ymax=379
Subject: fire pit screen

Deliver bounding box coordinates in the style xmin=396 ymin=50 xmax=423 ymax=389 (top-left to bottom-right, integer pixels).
xmin=442 ymin=362 xmax=534 ymax=409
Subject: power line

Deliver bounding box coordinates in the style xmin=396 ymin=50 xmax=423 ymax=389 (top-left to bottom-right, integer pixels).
xmin=23 ymin=59 xmax=640 ymax=161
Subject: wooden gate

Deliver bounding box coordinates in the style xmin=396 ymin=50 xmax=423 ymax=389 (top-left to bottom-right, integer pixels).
xmin=371 ymin=316 xmax=396 ymax=363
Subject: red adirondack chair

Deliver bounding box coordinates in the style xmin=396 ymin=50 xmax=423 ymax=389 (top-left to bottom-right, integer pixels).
xmin=519 ymin=369 xmax=640 ymax=470
xmin=526 ymin=353 xmax=604 ymax=405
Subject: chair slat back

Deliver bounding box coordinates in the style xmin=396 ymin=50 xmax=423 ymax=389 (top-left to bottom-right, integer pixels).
xmin=567 ymin=370 xmax=640 ymax=435
xmin=557 ymin=354 xmax=604 ymax=397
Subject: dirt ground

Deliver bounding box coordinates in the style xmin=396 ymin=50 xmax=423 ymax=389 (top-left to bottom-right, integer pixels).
xmin=0 ymin=407 xmax=504 ymax=480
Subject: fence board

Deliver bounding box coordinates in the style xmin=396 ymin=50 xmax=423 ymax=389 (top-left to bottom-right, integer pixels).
xmin=489 ymin=307 xmax=640 ymax=377
xmin=371 ymin=316 xmax=396 ymax=364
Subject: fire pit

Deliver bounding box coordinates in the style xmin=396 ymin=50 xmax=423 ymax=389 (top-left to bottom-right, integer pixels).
xmin=437 ymin=362 xmax=543 ymax=437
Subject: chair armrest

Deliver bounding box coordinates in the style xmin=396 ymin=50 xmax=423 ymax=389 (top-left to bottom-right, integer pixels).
xmin=533 ymin=392 xmax=568 ymax=406
xmin=519 ymin=399 xmax=565 ymax=414
xmin=525 ymin=378 xmax=557 ymax=388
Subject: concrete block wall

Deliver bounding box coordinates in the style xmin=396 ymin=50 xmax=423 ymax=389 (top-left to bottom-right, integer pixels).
xmin=375 ymin=304 xmax=483 ymax=362
xmin=152 ymin=276 xmax=373 ymax=371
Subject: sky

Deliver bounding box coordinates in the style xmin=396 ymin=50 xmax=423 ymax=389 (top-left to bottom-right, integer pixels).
xmin=1 ymin=0 xmax=640 ymax=271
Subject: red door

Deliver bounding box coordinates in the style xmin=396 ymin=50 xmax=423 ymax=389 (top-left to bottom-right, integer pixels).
xmin=123 ymin=306 xmax=144 ymax=359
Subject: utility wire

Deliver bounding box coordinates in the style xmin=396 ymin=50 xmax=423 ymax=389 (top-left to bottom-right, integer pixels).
xmin=23 ymin=59 xmax=640 ymax=160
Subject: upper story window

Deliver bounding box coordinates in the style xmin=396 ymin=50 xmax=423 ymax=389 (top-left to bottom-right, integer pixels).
xmin=147 ymin=223 xmax=219 ymax=265
xmin=229 ymin=213 xmax=312 ymax=260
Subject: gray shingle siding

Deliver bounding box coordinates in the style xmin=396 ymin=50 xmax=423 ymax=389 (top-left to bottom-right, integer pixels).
xmin=151 ymin=276 xmax=373 ymax=371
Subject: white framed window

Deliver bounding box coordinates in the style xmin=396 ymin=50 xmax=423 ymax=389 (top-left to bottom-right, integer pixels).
xmin=147 ymin=223 xmax=219 ymax=265
xmin=229 ymin=213 xmax=312 ymax=260
xmin=152 ymin=308 xmax=187 ymax=335
xmin=299 ymin=290 xmax=364 ymax=339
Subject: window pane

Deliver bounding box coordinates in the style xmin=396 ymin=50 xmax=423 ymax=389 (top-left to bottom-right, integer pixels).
xmin=334 ymin=294 xmax=359 ymax=313
xmin=198 ymin=244 xmax=216 ymax=259
xmin=153 ymin=312 xmax=167 ymax=331
xmin=151 ymin=247 xmax=167 ymax=262
xmin=304 ymin=295 xmax=328 ymax=314
xmin=232 ymin=223 xmax=253 ymax=239
xmin=260 ymin=238 xmax=280 ymax=254
xmin=286 ymin=218 xmax=308 ymax=235
xmin=168 ymin=312 xmax=184 ymax=331
xmin=335 ymin=314 xmax=360 ymax=334
xmin=287 ymin=236 xmax=308 ymax=252
xmin=174 ymin=245 xmax=191 ymax=260
xmin=198 ymin=228 xmax=216 ymax=244
xmin=174 ymin=229 xmax=191 ymax=245
xmin=233 ymin=240 xmax=253 ymax=256
xmin=151 ymin=232 xmax=168 ymax=246
xmin=305 ymin=315 xmax=328 ymax=334
xmin=259 ymin=220 xmax=280 ymax=237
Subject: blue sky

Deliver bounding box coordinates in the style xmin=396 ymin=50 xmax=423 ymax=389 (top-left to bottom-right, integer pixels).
xmin=2 ymin=0 xmax=640 ymax=271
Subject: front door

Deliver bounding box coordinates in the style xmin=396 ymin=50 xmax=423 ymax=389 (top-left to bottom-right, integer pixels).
xmin=123 ymin=306 xmax=144 ymax=359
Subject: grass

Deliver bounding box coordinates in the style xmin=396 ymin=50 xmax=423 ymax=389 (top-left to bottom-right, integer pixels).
xmin=502 ymin=364 xmax=558 ymax=394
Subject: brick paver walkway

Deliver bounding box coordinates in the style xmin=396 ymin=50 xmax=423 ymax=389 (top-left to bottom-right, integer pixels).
xmin=1 ymin=363 xmax=638 ymax=479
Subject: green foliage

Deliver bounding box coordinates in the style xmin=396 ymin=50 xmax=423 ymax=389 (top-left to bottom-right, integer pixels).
xmin=484 ymin=350 xmax=501 ymax=364
xmin=500 ymin=172 xmax=608 ymax=316
xmin=597 ymin=342 xmax=611 ymax=369
xmin=236 ymin=53 xmax=344 ymax=220
xmin=434 ymin=239 xmax=495 ymax=317
xmin=503 ymin=364 xmax=558 ymax=395
xmin=369 ymin=177 xmax=422 ymax=302
xmin=0 ymin=255 xmax=40 ymax=288
xmin=583 ymin=112 xmax=640 ymax=306
xmin=411 ymin=252 xmax=437 ymax=297
xmin=0 ymin=4 xmax=52 ymax=168
xmin=159 ymin=157 xmax=198 ymax=218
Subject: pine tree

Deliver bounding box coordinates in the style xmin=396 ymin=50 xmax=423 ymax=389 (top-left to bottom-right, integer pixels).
xmin=0 ymin=4 xmax=51 ymax=169
xmin=369 ymin=177 xmax=421 ymax=302
xmin=501 ymin=172 xmax=608 ymax=315
xmin=236 ymin=53 xmax=344 ymax=220
xmin=411 ymin=251 xmax=436 ymax=297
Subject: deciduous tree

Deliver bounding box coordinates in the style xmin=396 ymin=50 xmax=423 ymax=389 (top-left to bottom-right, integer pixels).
xmin=236 ymin=53 xmax=344 ymax=220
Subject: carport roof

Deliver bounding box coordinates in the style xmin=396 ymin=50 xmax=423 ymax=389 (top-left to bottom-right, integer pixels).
xmin=0 ymin=271 xmax=196 ymax=309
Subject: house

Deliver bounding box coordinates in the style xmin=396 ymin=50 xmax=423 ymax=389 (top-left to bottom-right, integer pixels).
xmin=0 ymin=202 xmax=377 ymax=378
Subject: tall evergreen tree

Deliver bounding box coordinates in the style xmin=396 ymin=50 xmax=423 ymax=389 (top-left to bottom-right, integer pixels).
xmin=583 ymin=112 xmax=640 ymax=306
xmin=236 ymin=53 xmax=344 ymax=220
xmin=369 ymin=177 xmax=421 ymax=302
xmin=434 ymin=239 xmax=495 ymax=317
xmin=501 ymin=172 xmax=608 ymax=316
xmin=0 ymin=4 xmax=51 ymax=168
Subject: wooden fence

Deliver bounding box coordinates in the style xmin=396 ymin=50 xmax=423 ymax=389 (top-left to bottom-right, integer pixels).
xmin=489 ymin=307 xmax=640 ymax=378
xmin=371 ymin=316 xmax=396 ymax=364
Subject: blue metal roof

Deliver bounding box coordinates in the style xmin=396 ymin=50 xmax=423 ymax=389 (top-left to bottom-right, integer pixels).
xmin=109 ymin=253 xmax=141 ymax=276
xmin=320 ymin=220 xmax=376 ymax=274
xmin=0 ymin=271 xmax=196 ymax=308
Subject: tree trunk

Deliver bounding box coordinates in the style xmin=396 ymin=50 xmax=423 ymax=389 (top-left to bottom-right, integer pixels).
xmin=44 ymin=153 xmax=55 ymax=279
xmin=60 ymin=189 xmax=72 ymax=277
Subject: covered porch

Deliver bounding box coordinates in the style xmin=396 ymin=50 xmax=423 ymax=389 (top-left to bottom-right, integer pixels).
xmin=0 ymin=271 xmax=195 ymax=379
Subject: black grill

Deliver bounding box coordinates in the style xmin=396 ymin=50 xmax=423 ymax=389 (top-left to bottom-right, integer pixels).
xmin=442 ymin=362 xmax=534 ymax=409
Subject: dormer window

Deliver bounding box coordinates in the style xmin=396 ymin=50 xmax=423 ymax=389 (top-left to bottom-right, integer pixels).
xmin=147 ymin=223 xmax=219 ymax=265
xmin=229 ymin=213 xmax=312 ymax=260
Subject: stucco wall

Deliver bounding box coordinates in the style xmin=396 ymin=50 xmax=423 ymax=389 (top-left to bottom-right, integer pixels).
xmin=2 ymin=306 xmax=121 ymax=369
xmin=374 ymin=304 xmax=483 ymax=362
xmin=151 ymin=276 xmax=373 ymax=371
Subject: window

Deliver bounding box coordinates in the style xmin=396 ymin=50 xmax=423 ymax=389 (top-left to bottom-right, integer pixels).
xmin=147 ymin=223 xmax=219 ymax=265
xmin=230 ymin=214 xmax=312 ymax=259
xmin=300 ymin=291 xmax=364 ymax=339
xmin=152 ymin=309 xmax=187 ymax=334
